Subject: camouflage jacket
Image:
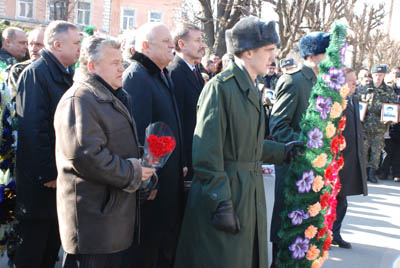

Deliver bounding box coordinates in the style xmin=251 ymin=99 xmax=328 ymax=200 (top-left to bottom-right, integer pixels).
xmin=0 ymin=48 xmax=17 ymax=69
xmin=359 ymin=82 xmax=397 ymax=131
xmin=8 ymin=59 xmax=32 ymax=98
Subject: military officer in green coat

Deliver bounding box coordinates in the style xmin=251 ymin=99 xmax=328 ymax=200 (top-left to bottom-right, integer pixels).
xmin=269 ymin=32 xmax=330 ymax=268
xmin=358 ymin=64 xmax=397 ymax=183
xmin=173 ymin=16 xmax=302 ymax=268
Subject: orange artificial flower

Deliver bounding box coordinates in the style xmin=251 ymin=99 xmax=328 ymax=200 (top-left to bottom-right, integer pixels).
xmin=322 ymin=250 xmax=329 ymax=261
xmin=325 ymin=121 xmax=336 ymax=138
xmin=308 ymin=202 xmax=322 ymax=217
xmin=305 ymin=225 xmax=318 ymax=239
xmin=306 ymin=244 xmax=321 ymax=261
xmin=342 ymin=97 xmax=348 ymax=110
xmin=313 ymin=153 xmax=328 ymax=168
xmin=311 ymin=257 xmax=324 ymax=268
xmin=312 ymin=175 xmax=324 ymax=192
xmin=340 ymin=85 xmax=349 ymax=98
xmin=330 ymin=102 xmax=342 ymax=119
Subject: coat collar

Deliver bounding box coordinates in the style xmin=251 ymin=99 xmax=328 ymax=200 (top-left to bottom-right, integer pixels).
xmin=40 ymin=49 xmax=74 ymax=86
xmin=230 ymin=61 xmax=261 ymax=112
xmin=132 ymin=52 xmax=163 ymax=75
xmin=300 ymin=64 xmax=317 ymax=84
xmin=174 ymin=55 xmax=203 ymax=92
xmin=75 ymin=72 xmax=132 ymax=120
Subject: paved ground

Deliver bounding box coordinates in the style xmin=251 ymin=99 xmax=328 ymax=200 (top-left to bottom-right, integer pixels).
xmin=1 ymin=170 xmax=399 ymax=268
xmin=264 ymin=169 xmax=400 ymax=268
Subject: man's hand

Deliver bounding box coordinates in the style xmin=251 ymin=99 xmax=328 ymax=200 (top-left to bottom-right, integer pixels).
xmin=141 ymin=167 xmax=155 ymax=181
xmin=183 ymin=166 xmax=188 ymax=177
xmin=147 ymin=189 xmax=158 ymax=200
xmin=284 ymin=140 xmax=305 ymax=162
xmin=211 ymin=199 xmax=240 ymax=234
xmin=43 ymin=180 xmax=57 ymax=188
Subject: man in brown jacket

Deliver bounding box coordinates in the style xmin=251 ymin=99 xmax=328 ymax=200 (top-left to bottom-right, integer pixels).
xmin=54 ymin=36 xmax=155 ymax=268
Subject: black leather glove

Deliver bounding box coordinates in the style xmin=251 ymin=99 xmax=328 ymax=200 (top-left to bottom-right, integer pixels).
xmin=284 ymin=140 xmax=305 ymax=163
xmin=139 ymin=173 xmax=158 ymax=200
xmin=211 ymin=199 xmax=240 ymax=234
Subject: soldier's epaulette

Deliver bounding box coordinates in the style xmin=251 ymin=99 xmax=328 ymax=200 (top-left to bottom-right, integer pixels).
xmin=218 ymin=70 xmax=235 ymax=82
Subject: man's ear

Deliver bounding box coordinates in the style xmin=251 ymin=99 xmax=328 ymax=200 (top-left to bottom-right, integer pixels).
xmin=53 ymin=39 xmax=62 ymax=51
xmin=177 ymin=39 xmax=185 ymax=50
xmin=142 ymin=40 xmax=150 ymax=51
xmin=87 ymin=60 xmax=96 ymax=74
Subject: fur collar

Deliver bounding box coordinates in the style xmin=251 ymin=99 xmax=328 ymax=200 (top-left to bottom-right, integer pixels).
xmin=131 ymin=52 xmax=163 ymax=75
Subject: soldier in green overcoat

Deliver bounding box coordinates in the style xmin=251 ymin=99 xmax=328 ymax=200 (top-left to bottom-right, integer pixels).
xmin=268 ymin=32 xmax=330 ymax=267
xmin=173 ymin=16 xmax=302 ymax=268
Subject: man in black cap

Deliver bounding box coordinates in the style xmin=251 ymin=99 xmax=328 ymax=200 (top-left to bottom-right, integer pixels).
xmin=269 ymin=31 xmax=330 ymax=268
xmin=280 ymin=58 xmax=296 ymax=74
xmin=359 ymin=64 xmax=397 ymax=183
xmin=261 ymin=61 xmax=279 ymax=90
xmin=173 ymin=16 xmax=302 ymax=268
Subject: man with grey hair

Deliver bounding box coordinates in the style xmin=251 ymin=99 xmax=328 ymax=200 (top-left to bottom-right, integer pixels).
xmin=122 ymin=22 xmax=184 ymax=268
xmin=14 ymin=20 xmax=81 ymax=268
xmin=0 ymin=26 xmax=27 ymax=67
xmin=8 ymin=27 xmax=45 ymax=97
xmin=54 ymin=35 xmax=155 ymax=268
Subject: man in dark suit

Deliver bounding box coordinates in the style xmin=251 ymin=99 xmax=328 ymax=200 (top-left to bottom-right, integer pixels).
xmin=121 ymin=22 xmax=185 ymax=268
xmin=167 ymin=23 xmax=206 ymax=185
xmin=332 ymin=68 xmax=368 ymax=249
xmin=15 ymin=21 xmax=81 ymax=268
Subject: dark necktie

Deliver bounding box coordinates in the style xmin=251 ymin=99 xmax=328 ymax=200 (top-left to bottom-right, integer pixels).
xmin=160 ymin=70 xmax=169 ymax=88
xmin=193 ymin=69 xmax=199 ymax=82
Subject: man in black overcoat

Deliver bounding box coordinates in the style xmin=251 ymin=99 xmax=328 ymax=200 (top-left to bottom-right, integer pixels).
xmin=15 ymin=21 xmax=81 ymax=268
xmin=332 ymin=68 xmax=368 ymax=249
xmin=167 ymin=23 xmax=205 ymax=185
xmin=121 ymin=22 xmax=184 ymax=268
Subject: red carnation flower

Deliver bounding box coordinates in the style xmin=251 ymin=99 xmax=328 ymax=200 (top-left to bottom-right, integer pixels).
xmin=337 ymin=155 xmax=344 ymax=170
xmin=147 ymin=135 xmax=176 ymax=158
xmin=317 ymin=226 xmax=328 ymax=240
xmin=339 ymin=115 xmax=346 ymax=131
xmin=320 ymin=192 xmax=330 ymax=209
xmin=330 ymin=136 xmax=340 ymax=154
xmin=323 ymin=235 xmax=332 ymax=251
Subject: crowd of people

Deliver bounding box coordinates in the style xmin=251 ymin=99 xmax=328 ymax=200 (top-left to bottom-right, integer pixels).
xmin=0 ymin=14 xmax=398 ymax=268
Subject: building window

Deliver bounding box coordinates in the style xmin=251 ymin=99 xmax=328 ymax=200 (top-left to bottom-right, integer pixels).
xmin=48 ymin=0 xmax=65 ymax=21
xmin=76 ymin=1 xmax=91 ymax=26
xmin=17 ymin=0 xmax=33 ymax=18
xmin=121 ymin=8 xmax=136 ymax=31
xmin=148 ymin=11 xmax=163 ymax=22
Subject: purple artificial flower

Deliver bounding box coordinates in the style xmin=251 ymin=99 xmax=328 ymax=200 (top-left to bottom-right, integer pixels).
xmin=315 ymin=96 xmax=332 ymax=120
xmin=289 ymin=237 xmax=310 ymax=259
xmin=307 ymin=127 xmax=324 ymax=149
xmin=340 ymin=42 xmax=348 ymax=65
xmin=296 ymin=170 xmax=315 ymax=193
xmin=323 ymin=68 xmax=346 ymax=91
xmin=288 ymin=209 xmax=310 ymax=225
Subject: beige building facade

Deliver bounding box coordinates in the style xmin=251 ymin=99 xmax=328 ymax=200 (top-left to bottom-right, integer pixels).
xmin=0 ymin=0 xmax=182 ymax=36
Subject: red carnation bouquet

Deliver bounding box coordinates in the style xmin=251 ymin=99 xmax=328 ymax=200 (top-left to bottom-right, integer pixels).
xmin=142 ymin=122 xmax=176 ymax=169
xmin=141 ymin=122 xmax=176 ymax=187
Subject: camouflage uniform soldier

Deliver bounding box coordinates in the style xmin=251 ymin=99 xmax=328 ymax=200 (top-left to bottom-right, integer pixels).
xmin=359 ymin=64 xmax=397 ymax=183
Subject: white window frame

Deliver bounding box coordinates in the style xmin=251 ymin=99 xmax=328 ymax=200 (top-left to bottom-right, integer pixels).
xmin=75 ymin=1 xmax=92 ymax=26
xmin=120 ymin=7 xmax=136 ymax=31
xmin=16 ymin=0 xmax=34 ymax=19
xmin=148 ymin=10 xmax=163 ymax=23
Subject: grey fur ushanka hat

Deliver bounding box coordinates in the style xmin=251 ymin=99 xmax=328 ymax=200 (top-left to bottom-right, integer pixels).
xmin=225 ymin=16 xmax=279 ymax=54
